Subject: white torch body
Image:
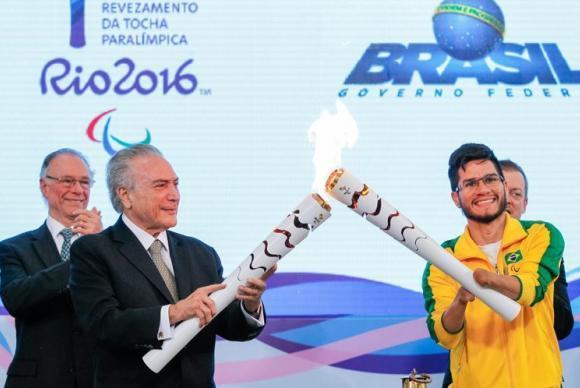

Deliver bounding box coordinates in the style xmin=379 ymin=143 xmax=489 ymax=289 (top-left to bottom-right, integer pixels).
xmin=326 ymin=168 xmax=521 ymax=322
xmin=143 ymin=193 xmax=331 ymax=373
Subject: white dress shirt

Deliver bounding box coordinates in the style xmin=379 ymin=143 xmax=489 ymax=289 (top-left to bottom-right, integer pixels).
xmin=121 ymin=214 xmax=263 ymax=341
xmin=46 ymin=216 xmax=81 ymax=253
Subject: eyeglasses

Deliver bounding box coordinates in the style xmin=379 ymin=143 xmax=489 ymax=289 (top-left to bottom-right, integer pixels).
xmin=456 ymin=173 xmax=503 ymax=193
xmin=45 ymin=175 xmax=93 ymax=189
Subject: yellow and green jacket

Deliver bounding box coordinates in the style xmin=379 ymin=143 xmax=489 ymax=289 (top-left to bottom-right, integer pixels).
xmin=422 ymin=214 xmax=564 ymax=388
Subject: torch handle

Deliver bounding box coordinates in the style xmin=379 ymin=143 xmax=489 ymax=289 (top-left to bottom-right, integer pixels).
xmin=142 ymin=194 xmax=331 ymax=373
xmin=417 ymin=238 xmax=521 ymax=321
xmin=142 ymin=275 xmax=239 ymax=373
xmin=366 ymin=199 xmax=521 ymax=321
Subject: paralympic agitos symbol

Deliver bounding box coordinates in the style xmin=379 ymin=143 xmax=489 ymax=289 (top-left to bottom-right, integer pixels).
xmin=86 ymin=109 xmax=151 ymax=156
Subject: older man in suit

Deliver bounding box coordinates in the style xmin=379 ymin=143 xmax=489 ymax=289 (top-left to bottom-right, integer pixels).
xmin=69 ymin=144 xmax=270 ymax=387
xmin=0 ymin=148 xmax=102 ymax=388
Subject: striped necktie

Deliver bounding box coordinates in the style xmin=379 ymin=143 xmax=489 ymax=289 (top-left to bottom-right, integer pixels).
xmin=149 ymin=239 xmax=179 ymax=302
xmin=60 ymin=228 xmax=73 ymax=261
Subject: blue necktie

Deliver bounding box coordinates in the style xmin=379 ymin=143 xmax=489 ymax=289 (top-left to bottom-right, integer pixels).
xmin=60 ymin=228 xmax=73 ymax=261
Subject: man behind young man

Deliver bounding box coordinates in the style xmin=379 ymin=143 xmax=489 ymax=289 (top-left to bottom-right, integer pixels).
xmin=501 ymin=159 xmax=574 ymax=340
xmin=0 ymin=148 xmax=102 ymax=388
xmin=423 ymin=143 xmax=563 ymax=387
xmin=70 ymin=144 xmax=270 ymax=388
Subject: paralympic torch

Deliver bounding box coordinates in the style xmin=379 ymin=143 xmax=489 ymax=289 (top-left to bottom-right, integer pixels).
xmin=143 ymin=193 xmax=332 ymax=373
xmin=326 ymin=168 xmax=521 ymax=321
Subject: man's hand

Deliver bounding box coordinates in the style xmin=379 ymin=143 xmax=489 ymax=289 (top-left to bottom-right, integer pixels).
xmin=169 ymin=283 xmax=226 ymax=326
xmin=237 ymin=264 xmax=277 ymax=314
xmin=455 ymin=287 xmax=475 ymax=305
xmin=72 ymin=207 xmax=103 ymax=235
xmin=473 ymin=268 xmax=495 ymax=288
xmin=473 ymin=268 xmax=521 ymax=300
xmin=442 ymin=287 xmax=475 ymax=333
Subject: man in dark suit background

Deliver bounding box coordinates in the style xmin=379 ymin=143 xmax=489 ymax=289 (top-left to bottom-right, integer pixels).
xmin=499 ymin=159 xmax=573 ymax=339
xmin=0 ymin=148 xmax=102 ymax=388
xmin=69 ymin=144 xmax=270 ymax=388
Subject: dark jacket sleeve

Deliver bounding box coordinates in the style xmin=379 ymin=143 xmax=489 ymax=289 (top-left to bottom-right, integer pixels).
xmin=69 ymin=236 xmax=163 ymax=351
xmin=553 ymin=260 xmax=574 ymax=340
xmin=0 ymin=240 xmax=69 ymax=318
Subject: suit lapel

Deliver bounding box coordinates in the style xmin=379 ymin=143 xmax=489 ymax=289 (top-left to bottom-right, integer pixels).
xmin=167 ymin=232 xmax=192 ymax=299
xmin=112 ymin=219 xmax=175 ymax=303
xmin=31 ymin=223 xmax=61 ymax=268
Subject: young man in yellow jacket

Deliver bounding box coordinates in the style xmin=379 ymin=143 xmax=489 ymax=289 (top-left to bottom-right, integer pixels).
xmin=423 ymin=143 xmax=563 ymax=388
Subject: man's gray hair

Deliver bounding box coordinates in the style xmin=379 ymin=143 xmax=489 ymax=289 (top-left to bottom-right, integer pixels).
xmin=107 ymin=144 xmax=164 ymax=213
xmin=40 ymin=148 xmax=94 ymax=180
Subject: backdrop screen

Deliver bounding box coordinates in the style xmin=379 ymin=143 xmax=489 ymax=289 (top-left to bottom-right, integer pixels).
xmin=0 ymin=0 xmax=578 ymax=386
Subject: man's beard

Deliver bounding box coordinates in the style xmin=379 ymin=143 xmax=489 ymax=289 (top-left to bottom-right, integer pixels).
xmin=460 ymin=194 xmax=507 ymax=224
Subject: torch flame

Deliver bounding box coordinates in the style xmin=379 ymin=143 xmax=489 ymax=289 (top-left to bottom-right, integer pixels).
xmin=309 ymin=101 xmax=358 ymax=199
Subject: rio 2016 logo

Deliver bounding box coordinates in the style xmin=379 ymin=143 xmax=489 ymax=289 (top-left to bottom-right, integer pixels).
xmin=41 ymin=1 xmax=202 ymax=95
xmin=69 ymin=0 xmax=86 ymax=48
xmin=41 ymin=58 xmax=198 ymax=95
xmin=87 ymin=109 xmax=151 ymax=155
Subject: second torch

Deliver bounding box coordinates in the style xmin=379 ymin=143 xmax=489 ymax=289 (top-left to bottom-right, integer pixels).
xmin=326 ymin=168 xmax=521 ymax=321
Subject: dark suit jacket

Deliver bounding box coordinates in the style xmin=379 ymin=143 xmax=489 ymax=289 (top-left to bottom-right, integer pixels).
xmin=69 ymin=218 xmax=264 ymax=388
xmin=0 ymin=223 xmax=95 ymax=388
xmin=554 ymin=259 xmax=574 ymax=340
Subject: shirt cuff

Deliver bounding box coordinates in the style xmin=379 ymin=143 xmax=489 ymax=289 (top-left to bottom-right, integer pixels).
xmin=158 ymin=305 xmax=175 ymax=340
xmin=241 ymin=302 xmax=265 ymax=327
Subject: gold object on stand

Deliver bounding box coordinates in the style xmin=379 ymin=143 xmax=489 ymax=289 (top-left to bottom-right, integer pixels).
xmin=401 ymin=369 xmax=432 ymax=388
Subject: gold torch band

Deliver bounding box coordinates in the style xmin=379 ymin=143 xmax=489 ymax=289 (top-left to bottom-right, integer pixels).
xmin=325 ymin=168 xmax=345 ymax=192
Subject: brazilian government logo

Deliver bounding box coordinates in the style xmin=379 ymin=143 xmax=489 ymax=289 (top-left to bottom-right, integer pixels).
xmin=505 ymin=250 xmax=523 ymax=265
xmin=433 ymin=0 xmax=505 ymax=61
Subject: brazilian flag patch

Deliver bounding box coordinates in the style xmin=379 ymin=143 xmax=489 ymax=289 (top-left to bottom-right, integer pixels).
xmin=505 ymin=250 xmax=523 ymax=264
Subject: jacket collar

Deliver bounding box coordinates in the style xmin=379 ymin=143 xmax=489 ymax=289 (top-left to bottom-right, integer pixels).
xmin=31 ymin=222 xmax=61 ymax=268
xmin=111 ymin=218 xmax=178 ymax=303
xmin=111 ymin=217 xmax=193 ymax=302
xmin=453 ymin=213 xmax=528 ymax=261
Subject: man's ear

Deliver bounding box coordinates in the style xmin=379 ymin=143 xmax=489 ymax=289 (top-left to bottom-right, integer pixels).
xmin=451 ymin=191 xmax=461 ymax=208
xmin=118 ymin=187 xmax=131 ymax=209
xmin=39 ymin=178 xmax=49 ymax=199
